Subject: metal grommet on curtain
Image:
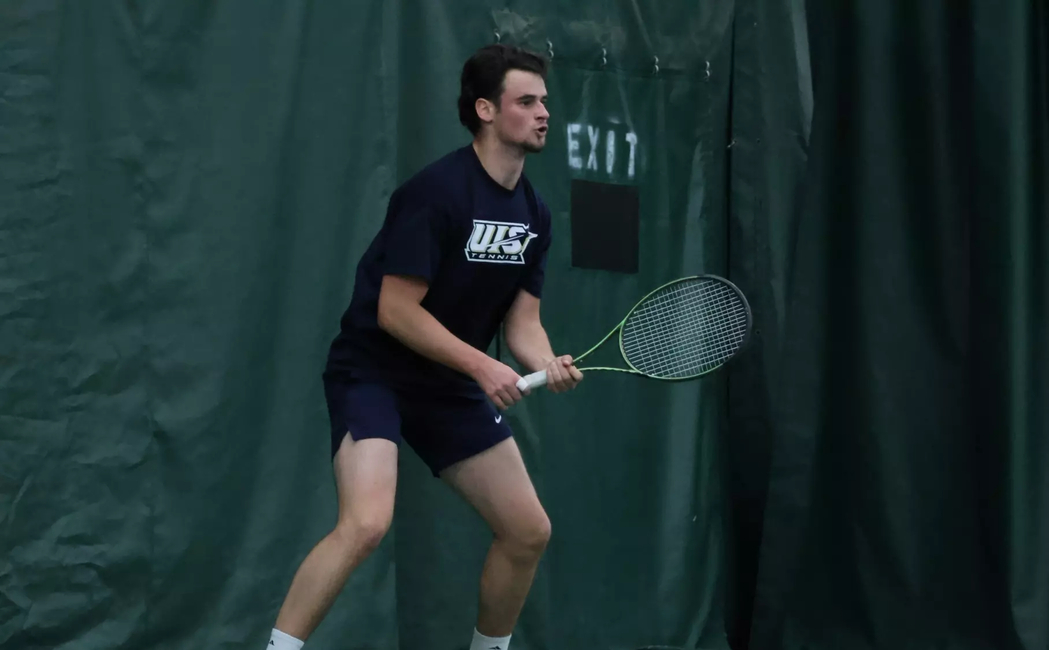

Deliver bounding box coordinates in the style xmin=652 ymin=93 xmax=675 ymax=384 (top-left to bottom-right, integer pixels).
xmin=547 ymin=39 xmax=554 ymax=59
xmin=494 ymin=29 xmax=501 ymax=42
xmin=653 ymin=55 xmax=660 ymax=74
xmin=705 ymin=60 xmax=711 ymax=79
xmin=601 ymin=47 xmax=607 ymax=67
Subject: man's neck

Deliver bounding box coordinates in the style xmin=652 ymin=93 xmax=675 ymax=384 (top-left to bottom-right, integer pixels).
xmin=472 ymin=137 xmax=525 ymax=191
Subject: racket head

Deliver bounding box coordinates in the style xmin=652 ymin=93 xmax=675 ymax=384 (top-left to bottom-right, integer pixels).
xmin=616 ymin=274 xmax=752 ymax=380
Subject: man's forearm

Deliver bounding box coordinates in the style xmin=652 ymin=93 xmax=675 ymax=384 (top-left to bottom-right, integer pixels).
xmin=378 ymin=300 xmax=490 ymax=378
xmin=505 ymin=320 xmax=557 ymax=373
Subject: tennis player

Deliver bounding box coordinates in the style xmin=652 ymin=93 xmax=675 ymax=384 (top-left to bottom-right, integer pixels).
xmin=264 ymin=43 xmax=582 ymax=650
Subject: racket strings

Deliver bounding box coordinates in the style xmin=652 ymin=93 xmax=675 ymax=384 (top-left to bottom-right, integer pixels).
xmin=621 ymin=278 xmax=749 ymax=379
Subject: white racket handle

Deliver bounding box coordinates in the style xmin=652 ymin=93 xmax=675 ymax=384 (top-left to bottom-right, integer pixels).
xmin=516 ymin=370 xmax=549 ymax=392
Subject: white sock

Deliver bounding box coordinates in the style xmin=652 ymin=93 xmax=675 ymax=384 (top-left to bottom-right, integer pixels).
xmin=267 ymin=628 xmax=304 ymax=650
xmin=470 ymin=628 xmax=511 ymax=650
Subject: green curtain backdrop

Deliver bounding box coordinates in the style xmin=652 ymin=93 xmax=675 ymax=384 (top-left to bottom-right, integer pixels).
xmin=749 ymin=2 xmax=1048 ymax=650
xmin=0 ymin=1 xmax=1045 ymax=650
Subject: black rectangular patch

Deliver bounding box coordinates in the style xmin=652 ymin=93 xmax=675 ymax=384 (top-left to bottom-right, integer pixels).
xmin=569 ymin=179 xmax=640 ymax=274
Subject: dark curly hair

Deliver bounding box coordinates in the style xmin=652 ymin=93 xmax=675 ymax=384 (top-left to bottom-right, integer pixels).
xmin=458 ymin=44 xmax=549 ymax=135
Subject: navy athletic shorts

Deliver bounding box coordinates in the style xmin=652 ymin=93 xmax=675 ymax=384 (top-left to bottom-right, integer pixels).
xmin=322 ymin=375 xmax=514 ymax=477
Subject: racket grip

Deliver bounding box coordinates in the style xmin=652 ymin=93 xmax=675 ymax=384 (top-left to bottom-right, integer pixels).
xmin=516 ymin=370 xmax=549 ymax=392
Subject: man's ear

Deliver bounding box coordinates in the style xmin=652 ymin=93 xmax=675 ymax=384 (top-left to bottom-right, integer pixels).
xmin=475 ymin=97 xmax=497 ymax=125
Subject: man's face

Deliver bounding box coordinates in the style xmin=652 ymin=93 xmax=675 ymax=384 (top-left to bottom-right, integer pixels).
xmin=486 ymin=69 xmax=549 ymax=153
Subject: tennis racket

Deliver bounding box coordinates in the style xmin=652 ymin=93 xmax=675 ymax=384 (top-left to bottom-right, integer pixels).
xmin=516 ymin=274 xmax=752 ymax=392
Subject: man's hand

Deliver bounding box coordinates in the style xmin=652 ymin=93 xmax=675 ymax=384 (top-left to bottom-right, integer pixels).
xmin=471 ymin=357 xmax=526 ymax=410
xmin=543 ymin=355 xmax=583 ymax=393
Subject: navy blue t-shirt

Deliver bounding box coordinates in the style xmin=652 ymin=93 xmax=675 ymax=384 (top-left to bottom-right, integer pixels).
xmin=325 ymin=145 xmax=553 ymax=395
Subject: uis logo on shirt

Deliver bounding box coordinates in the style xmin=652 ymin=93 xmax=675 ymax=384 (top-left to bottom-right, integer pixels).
xmin=464 ymin=219 xmax=537 ymax=264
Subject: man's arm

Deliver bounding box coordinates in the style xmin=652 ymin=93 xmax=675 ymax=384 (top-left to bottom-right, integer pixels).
xmin=377 ymin=274 xmax=527 ymax=409
xmin=503 ymin=289 xmax=583 ymax=393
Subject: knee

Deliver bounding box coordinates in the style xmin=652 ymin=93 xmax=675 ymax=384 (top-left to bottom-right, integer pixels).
xmin=500 ymin=512 xmax=551 ymax=563
xmin=334 ymin=510 xmax=391 ymax=556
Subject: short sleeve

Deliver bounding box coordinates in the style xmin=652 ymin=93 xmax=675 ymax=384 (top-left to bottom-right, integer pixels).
xmin=379 ymin=193 xmax=446 ymax=282
xmin=519 ymin=205 xmax=553 ymax=298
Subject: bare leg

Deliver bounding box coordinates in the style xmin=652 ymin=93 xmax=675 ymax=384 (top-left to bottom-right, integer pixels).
xmin=273 ymin=434 xmax=398 ymax=641
xmin=440 ymin=437 xmax=551 ymax=637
